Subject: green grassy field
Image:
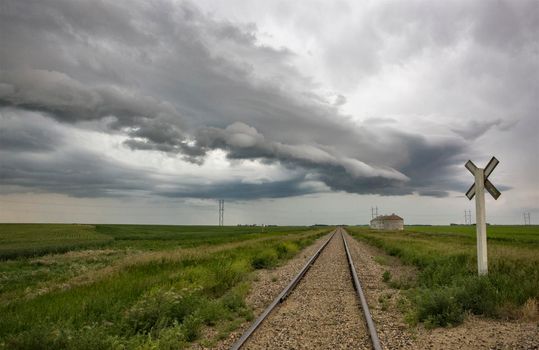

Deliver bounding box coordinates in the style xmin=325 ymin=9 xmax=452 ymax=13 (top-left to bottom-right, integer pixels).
xmin=348 ymin=225 xmax=539 ymax=327
xmin=0 ymin=224 xmax=329 ymax=349
xmin=0 ymin=224 xmax=308 ymax=259
xmin=407 ymin=225 xmax=539 ymax=244
xmin=0 ymin=224 xmax=113 ymax=259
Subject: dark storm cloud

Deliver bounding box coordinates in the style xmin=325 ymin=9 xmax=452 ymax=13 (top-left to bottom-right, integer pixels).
xmin=0 ymin=70 xmax=186 ymax=128
xmin=416 ymin=190 xmax=449 ymax=198
xmin=156 ymin=178 xmax=318 ymax=200
xmin=0 ymin=118 xmax=319 ymax=200
xmin=0 ymin=109 xmax=63 ymax=152
xmin=0 ymin=148 xmax=148 ymax=198
xmin=0 ymin=147 xmax=321 ymax=200
xmin=1 ymin=0 xmax=526 ymax=200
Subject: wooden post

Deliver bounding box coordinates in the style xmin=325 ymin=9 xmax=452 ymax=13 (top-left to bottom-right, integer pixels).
xmin=474 ymin=168 xmax=488 ymax=275
xmin=465 ymin=157 xmax=500 ymax=276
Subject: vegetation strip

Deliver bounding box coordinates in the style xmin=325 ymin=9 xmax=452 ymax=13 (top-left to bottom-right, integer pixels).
xmin=0 ymin=225 xmax=329 ymax=349
xmin=341 ymin=228 xmax=382 ymax=350
xmin=230 ymin=230 xmax=336 ymax=350
xmin=0 ymin=227 xmax=321 ymax=306
xmin=347 ymin=225 xmax=539 ymax=327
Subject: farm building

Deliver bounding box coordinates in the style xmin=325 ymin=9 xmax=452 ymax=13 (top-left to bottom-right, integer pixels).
xmin=370 ymin=214 xmax=404 ymax=230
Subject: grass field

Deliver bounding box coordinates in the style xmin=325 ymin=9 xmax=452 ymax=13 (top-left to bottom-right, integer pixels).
xmin=0 ymin=224 xmax=308 ymax=259
xmin=0 ymin=224 xmax=113 ymax=259
xmin=0 ymin=224 xmax=329 ymax=349
xmin=348 ymin=225 xmax=539 ymax=327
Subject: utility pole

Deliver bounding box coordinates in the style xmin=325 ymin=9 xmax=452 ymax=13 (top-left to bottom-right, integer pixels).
xmin=218 ymin=200 xmax=224 ymax=226
xmin=523 ymin=212 xmax=531 ymax=225
xmin=465 ymin=157 xmax=501 ymax=276
xmin=464 ymin=210 xmax=472 ymax=225
xmin=371 ymin=206 xmax=379 ymax=219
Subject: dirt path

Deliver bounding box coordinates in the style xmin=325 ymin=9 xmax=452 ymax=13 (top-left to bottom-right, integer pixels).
xmin=241 ymin=230 xmax=371 ymax=350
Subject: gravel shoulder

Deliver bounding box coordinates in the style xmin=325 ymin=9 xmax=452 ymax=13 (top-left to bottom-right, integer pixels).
xmin=344 ymin=230 xmax=539 ymax=350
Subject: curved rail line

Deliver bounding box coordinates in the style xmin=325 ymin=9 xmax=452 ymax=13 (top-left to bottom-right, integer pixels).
xmin=230 ymin=227 xmax=382 ymax=350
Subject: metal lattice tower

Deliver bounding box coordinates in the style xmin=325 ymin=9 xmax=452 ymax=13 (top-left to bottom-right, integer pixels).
xmin=371 ymin=206 xmax=379 ymax=219
xmin=218 ymin=200 xmax=224 ymax=226
xmin=464 ymin=210 xmax=472 ymax=225
xmin=524 ymin=212 xmax=531 ymax=225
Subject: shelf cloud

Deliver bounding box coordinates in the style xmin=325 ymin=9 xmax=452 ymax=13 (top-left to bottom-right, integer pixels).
xmin=1 ymin=0 xmax=536 ymax=204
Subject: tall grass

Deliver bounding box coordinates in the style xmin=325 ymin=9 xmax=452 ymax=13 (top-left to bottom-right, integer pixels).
xmin=348 ymin=226 xmax=539 ymax=327
xmin=0 ymin=225 xmax=328 ymax=349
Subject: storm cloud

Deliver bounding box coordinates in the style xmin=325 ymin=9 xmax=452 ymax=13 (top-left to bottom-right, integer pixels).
xmin=0 ymin=0 xmax=536 ymax=203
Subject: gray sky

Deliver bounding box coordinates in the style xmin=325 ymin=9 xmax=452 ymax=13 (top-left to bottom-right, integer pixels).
xmin=1 ymin=0 xmax=537 ymax=225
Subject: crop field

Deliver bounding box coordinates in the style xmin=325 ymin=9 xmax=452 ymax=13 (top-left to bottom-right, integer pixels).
xmin=0 ymin=224 xmax=113 ymax=260
xmin=0 ymin=224 xmax=329 ymax=349
xmin=347 ymin=225 xmax=539 ymax=328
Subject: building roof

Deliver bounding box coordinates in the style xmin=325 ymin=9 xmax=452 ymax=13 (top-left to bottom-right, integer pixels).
xmin=371 ymin=213 xmax=403 ymax=221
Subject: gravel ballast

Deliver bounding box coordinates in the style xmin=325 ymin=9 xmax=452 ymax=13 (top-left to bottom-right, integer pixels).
xmin=242 ymin=231 xmax=371 ymax=350
xmin=210 ymin=232 xmax=334 ymax=350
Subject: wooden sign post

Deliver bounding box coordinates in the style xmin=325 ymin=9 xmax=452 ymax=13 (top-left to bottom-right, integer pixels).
xmin=465 ymin=157 xmax=501 ymax=276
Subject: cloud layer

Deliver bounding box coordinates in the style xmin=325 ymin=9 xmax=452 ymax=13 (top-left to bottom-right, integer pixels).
xmin=1 ymin=0 xmax=536 ymax=201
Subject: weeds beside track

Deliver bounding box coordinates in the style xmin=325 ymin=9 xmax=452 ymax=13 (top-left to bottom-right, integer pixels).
xmin=347 ymin=225 xmax=539 ymax=328
xmin=0 ymin=224 xmax=329 ymax=349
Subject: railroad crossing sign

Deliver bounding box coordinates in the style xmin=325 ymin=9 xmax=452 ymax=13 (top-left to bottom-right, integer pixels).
xmin=465 ymin=156 xmax=501 ymax=276
xmin=465 ymin=157 xmax=501 ymax=200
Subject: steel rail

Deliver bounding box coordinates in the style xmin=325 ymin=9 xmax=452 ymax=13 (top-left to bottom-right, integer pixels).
xmin=341 ymin=228 xmax=383 ymax=350
xmin=229 ymin=230 xmax=337 ymax=350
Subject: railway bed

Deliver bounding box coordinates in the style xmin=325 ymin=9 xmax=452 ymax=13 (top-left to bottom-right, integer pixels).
xmin=231 ymin=227 xmax=381 ymax=350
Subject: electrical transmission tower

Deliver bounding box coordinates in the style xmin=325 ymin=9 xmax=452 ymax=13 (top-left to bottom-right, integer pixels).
xmin=218 ymin=200 xmax=224 ymax=226
xmin=371 ymin=206 xmax=379 ymax=219
xmin=523 ymin=212 xmax=531 ymax=225
xmin=464 ymin=210 xmax=472 ymax=225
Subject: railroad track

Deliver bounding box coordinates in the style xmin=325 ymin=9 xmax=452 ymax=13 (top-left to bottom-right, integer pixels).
xmin=230 ymin=227 xmax=382 ymax=350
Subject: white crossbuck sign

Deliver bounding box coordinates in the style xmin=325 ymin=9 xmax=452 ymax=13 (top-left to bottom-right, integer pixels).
xmin=465 ymin=157 xmax=501 ymax=200
xmin=464 ymin=156 xmax=501 ymax=275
